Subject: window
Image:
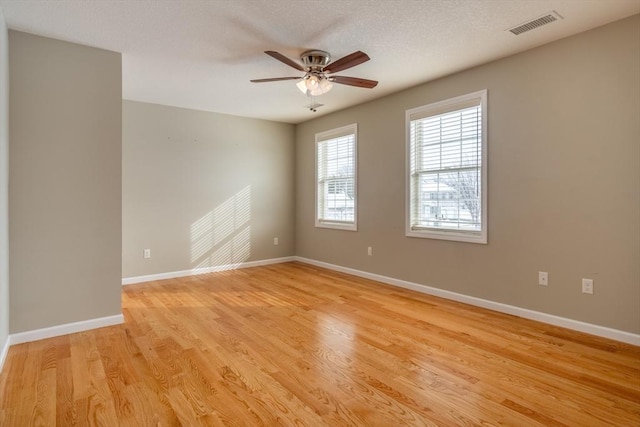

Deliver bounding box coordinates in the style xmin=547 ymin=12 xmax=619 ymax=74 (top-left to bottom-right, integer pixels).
xmin=406 ymin=90 xmax=487 ymax=243
xmin=316 ymin=124 xmax=357 ymax=231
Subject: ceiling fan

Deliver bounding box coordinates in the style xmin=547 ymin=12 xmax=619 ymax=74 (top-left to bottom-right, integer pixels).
xmin=250 ymin=50 xmax=378 ymax=108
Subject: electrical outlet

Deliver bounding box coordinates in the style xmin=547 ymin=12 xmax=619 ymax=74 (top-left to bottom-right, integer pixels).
xmin=538 ymin=271 xmax=548 ymax=286
xmin=143 ymin=249 xmax=151 ymax=259
xmin=273 ymin=237 xmax=279 ymax=246
xmin=367 ymin=247 xmax=373 ymax=256
xmin=582 ymin=278 xmax=593 ymax=294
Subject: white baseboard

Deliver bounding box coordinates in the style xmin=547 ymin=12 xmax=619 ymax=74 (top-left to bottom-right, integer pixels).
xmin=0 ymin=336 xmax=9 ymax=374
xmin=122 ymin=256 xmax=296 ymax=285
xmin=9 ymin=314 xmax=124 ymax=346
xmin=295 ymin=257 xmax=640 ymax=346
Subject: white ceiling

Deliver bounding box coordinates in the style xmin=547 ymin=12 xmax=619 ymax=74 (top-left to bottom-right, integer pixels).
xmin=1 ymin=0 xmax=638 ymax=124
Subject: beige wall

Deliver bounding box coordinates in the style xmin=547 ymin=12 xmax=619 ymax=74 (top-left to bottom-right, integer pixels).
xmin=0 ymin=8 xmax=8 ymax=353
xmin=122 ymin=101 xmax=295 ymax=278
xmin=295 ymin=15 xmax=640 ymax=334
xmin=9 ymin=31 xmax=122 ymax=333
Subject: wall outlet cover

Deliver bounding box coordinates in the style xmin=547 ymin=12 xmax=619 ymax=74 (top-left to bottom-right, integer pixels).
xmin=582 ymin=278 xmax=594 ymax=294
xmin=538 ymin=271 xmax=548 ymax=286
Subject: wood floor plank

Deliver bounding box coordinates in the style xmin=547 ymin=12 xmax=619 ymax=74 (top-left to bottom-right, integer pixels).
xmin=0 ymin=261 xmax=638 ymax=425
xmin=55 ymin=356 xmax=74 ymax=426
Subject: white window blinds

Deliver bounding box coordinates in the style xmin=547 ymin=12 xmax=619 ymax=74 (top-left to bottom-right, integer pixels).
xmin=407 ymin=90 xmax=487 ymax=243
xmin=316 ymin=124 xmax=357 ymax=230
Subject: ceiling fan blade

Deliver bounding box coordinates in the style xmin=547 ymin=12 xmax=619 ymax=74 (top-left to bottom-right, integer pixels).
xmin=324 ymin=51 xmax=370 ymax=74
xmin=264 ymin=51 xmax=305 ymax=71
xmin=250 ymin=77 xmax=301 ymax=83
xmin=330 ymin=76 xmax=378 ymax=89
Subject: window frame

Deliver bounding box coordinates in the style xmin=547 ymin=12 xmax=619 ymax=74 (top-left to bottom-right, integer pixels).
xmin=315 ymin=123 xmax=358 ymax=231
xmin=405 ymin=90 xmax=488 ymax=244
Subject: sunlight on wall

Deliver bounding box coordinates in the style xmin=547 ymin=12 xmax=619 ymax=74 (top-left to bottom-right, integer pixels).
xmin=190 ymin=186 xmax=251 ymax=270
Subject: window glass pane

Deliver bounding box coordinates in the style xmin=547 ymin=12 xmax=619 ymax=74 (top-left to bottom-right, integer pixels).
xmin=415 ymin=170 xmax=481 ymax=231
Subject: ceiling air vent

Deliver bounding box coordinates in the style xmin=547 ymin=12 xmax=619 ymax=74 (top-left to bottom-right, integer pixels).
xmin=508 ymin=11 xmax=563 ymax=35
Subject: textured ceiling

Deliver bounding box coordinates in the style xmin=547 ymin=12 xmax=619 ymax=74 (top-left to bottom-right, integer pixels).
xmin=1 ymin=0 xmax=638 ymax=124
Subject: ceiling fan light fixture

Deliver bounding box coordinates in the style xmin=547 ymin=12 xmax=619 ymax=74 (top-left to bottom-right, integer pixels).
xmin=297 ymin=75 xmax=333 ymax=96
xmin=315 ymin=78 xmax=333 ymax=95
xmin=307 ymin=75 xmax=319 ymax=88
xmin=296 ymin=79 xmax=308 ymax=94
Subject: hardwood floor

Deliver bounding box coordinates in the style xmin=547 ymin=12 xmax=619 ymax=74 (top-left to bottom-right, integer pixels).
xmin=0 ymin=262 xmax=638 ymax=426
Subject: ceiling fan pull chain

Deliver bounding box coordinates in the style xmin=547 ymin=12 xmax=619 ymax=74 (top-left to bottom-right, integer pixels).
xmin=305 ymin=94 xmax=323 ymax=113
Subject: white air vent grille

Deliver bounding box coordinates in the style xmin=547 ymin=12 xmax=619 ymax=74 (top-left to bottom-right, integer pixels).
xmin=508 ymin=11 xmax=563 ymax=35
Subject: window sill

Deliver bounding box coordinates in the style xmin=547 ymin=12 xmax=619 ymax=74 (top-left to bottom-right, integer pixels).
xmin=406 ymin=228 xmax=487 ymax=244
xmin=316 ymin=221 xmax=358 ymax=232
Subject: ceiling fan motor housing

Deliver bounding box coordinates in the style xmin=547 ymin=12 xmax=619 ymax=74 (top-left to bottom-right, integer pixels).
xmin=300 ymin=50 xmax=331 ymax=71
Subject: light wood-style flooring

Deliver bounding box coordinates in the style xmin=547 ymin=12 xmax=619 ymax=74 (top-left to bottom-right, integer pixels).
xmin=0 ymin=262 xmax=639 ymax=425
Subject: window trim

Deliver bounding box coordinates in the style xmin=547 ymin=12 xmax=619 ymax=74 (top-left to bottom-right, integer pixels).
xmin=405 ymin=90 xmax=487 ymax=244
xmin=315 ymin=123 xmax=358 ymax=231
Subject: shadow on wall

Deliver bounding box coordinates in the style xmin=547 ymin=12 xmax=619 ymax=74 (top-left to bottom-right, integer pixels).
xmin=190 ymin=186 xmax=251 ymax=270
